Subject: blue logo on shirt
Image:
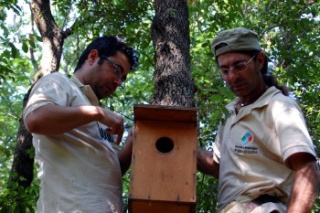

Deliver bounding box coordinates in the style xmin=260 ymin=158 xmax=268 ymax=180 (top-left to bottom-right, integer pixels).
xmin=241 ymin=131 xmax=253 ymax=146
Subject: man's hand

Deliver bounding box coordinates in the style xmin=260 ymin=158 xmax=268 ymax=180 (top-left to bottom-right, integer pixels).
xmin=96 ymin=107 xmax=124 ymax=145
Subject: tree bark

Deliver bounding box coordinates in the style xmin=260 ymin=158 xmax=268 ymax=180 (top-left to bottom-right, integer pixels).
xmin=31 ymin=0 xmax=65 ymax=77
xmin=9 ymin=87 xmax=35 ymax=188
xmin=7 ymin=0 xmax=72 ymax=212
xmin=151 ymin=0 xmax=195 ymax=107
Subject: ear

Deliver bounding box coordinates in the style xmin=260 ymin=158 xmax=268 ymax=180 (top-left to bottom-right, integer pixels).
xmin=256 ymin=52 xmax=266 ymax=70
xmin=87 ymin=49 xmax=99 ymax=65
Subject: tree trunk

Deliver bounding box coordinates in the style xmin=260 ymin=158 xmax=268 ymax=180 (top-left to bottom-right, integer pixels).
xmin=31 ymin=0 xmax=65 ymax=77
xmin=7 ymin=0 xmax=72 ymax=212
xmin=151 ymin=0 xmax=195 ymax=107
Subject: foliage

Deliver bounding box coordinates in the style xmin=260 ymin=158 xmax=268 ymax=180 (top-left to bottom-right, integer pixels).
xmin=0 ymin=0 xmax=319 ymax=212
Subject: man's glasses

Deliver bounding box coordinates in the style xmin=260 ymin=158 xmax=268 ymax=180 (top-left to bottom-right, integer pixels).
xmin=100 ymin=55 xmax=126 ymax=83
xmin=219 ymin=55 xmax=256 ymax=76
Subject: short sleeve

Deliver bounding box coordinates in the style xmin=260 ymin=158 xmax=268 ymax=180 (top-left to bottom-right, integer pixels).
xmin=23 ymin=73 xmax=72 ymax=122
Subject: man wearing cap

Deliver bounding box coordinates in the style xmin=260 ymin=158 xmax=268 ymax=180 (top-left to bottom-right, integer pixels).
xmin=197 ymin=27 xmax=319 ymax=213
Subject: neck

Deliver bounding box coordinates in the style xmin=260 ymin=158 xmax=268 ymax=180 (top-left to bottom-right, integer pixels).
xmin=238 ymin=85 xmax=268 ymax=107
xmin=74 ymin=70 xmax=87 ymax=85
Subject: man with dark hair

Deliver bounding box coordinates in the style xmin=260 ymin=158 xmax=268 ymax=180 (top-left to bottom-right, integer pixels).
xmin=24 ymin=35 xmax=138 ymax=213
xmin=197 ymin=27 xmax=319 ymax=213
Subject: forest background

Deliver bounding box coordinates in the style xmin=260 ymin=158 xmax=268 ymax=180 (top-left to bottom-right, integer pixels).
xmin=0 ymin=0 xmax=319 ymax=212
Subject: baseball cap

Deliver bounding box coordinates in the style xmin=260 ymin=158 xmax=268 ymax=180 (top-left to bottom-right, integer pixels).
xmin=211 ymin=27 xmax=262 ymax=58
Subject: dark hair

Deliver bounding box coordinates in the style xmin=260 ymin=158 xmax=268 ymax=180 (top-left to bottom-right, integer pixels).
xmin=74 ymin=36 xmax=138 ymax=72
xmin=215 ymin=43 xmax=289 ymax=96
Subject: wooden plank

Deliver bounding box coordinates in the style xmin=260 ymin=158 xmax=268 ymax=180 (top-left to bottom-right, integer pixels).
xmin=130 ymin=120 xmax=197 ymax=202
xmin=134 ymin=104 xmax=197 ymax=123
xmin=129 ymin=104 xmax=197 ymax=213
xmin=129 ymin=199 xmax=196 ymax=213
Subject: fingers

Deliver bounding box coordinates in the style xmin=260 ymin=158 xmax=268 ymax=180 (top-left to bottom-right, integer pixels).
xmin=115 ymin=133 xmax=122 ymax=145
xmin=106 ymin=127 xmax=124 ymax=145
xmin=100 ymin=108 xmax=124 ymax=145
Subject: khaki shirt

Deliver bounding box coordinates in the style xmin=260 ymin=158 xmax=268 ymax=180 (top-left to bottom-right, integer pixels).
xmin=213 ymin=86 xmax=316 ymax=211
xmin=24 ymin=72 xmax=122 ymax=213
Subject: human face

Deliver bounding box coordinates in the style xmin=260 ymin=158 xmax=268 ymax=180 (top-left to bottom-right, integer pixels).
xmin=100 ymin=56 xmax=127 ymax=83
xmin=91 ymin=51 xmax=131 ymax=99
xmin=217 ymin=52 xmax=265 ymax=100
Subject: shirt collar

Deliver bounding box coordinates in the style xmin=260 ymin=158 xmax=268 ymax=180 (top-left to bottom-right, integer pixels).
xmin=226 ymin=86 xmax=281 ymax=112
xmin=70 ymin=75 xmax=100 ymax=106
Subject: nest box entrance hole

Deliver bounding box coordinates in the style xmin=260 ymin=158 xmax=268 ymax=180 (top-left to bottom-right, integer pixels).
xmin=155 ymin=137 xmax=174 ymax=153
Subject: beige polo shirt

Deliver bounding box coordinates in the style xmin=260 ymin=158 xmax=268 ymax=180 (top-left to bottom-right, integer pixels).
xmin=24 ymin=72 xmax=123 ymax=213
xmin=213 ymin=86 xmax=316 ymax=211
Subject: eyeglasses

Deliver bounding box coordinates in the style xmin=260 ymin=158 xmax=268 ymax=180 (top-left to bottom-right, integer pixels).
xmin=100 ymin=55 xmax=126 ymax=82
xmin=219 ymin=55 xmax=256 ymax=76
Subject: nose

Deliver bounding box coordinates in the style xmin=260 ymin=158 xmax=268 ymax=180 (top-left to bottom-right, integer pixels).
xmin=226 ymin=70 xmax=240 ymax=82
xmin=114 ymin=77 xmax=122 ymax=87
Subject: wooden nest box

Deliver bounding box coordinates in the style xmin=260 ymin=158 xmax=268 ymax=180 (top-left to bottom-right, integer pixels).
xmin=129 ymin=104 xmax=197 ymax=213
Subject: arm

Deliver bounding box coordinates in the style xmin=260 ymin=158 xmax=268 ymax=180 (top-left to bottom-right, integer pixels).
xmin=118 ymin=128 xmax=134 ymax=176
xmin=25 ymin=104 xmax=124 ymax=144
xmin=197 ymin=147 xmax=219 ymax=178
xmin=285 ymin=152 xmax=319 ymax=213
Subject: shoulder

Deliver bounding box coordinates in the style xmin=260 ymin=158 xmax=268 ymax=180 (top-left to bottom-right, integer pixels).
xmin=259 ymin=87 xmax=305 ymax=129
xmin=266 ymin=87 xmax=301 ymax=114
xmin=34 ymin=72 xmax=71 ymax=89
xmin=269 ymin=94 xmax=300 ymax=112
xmin=41 ymin=72 xmax=69 ymax=83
